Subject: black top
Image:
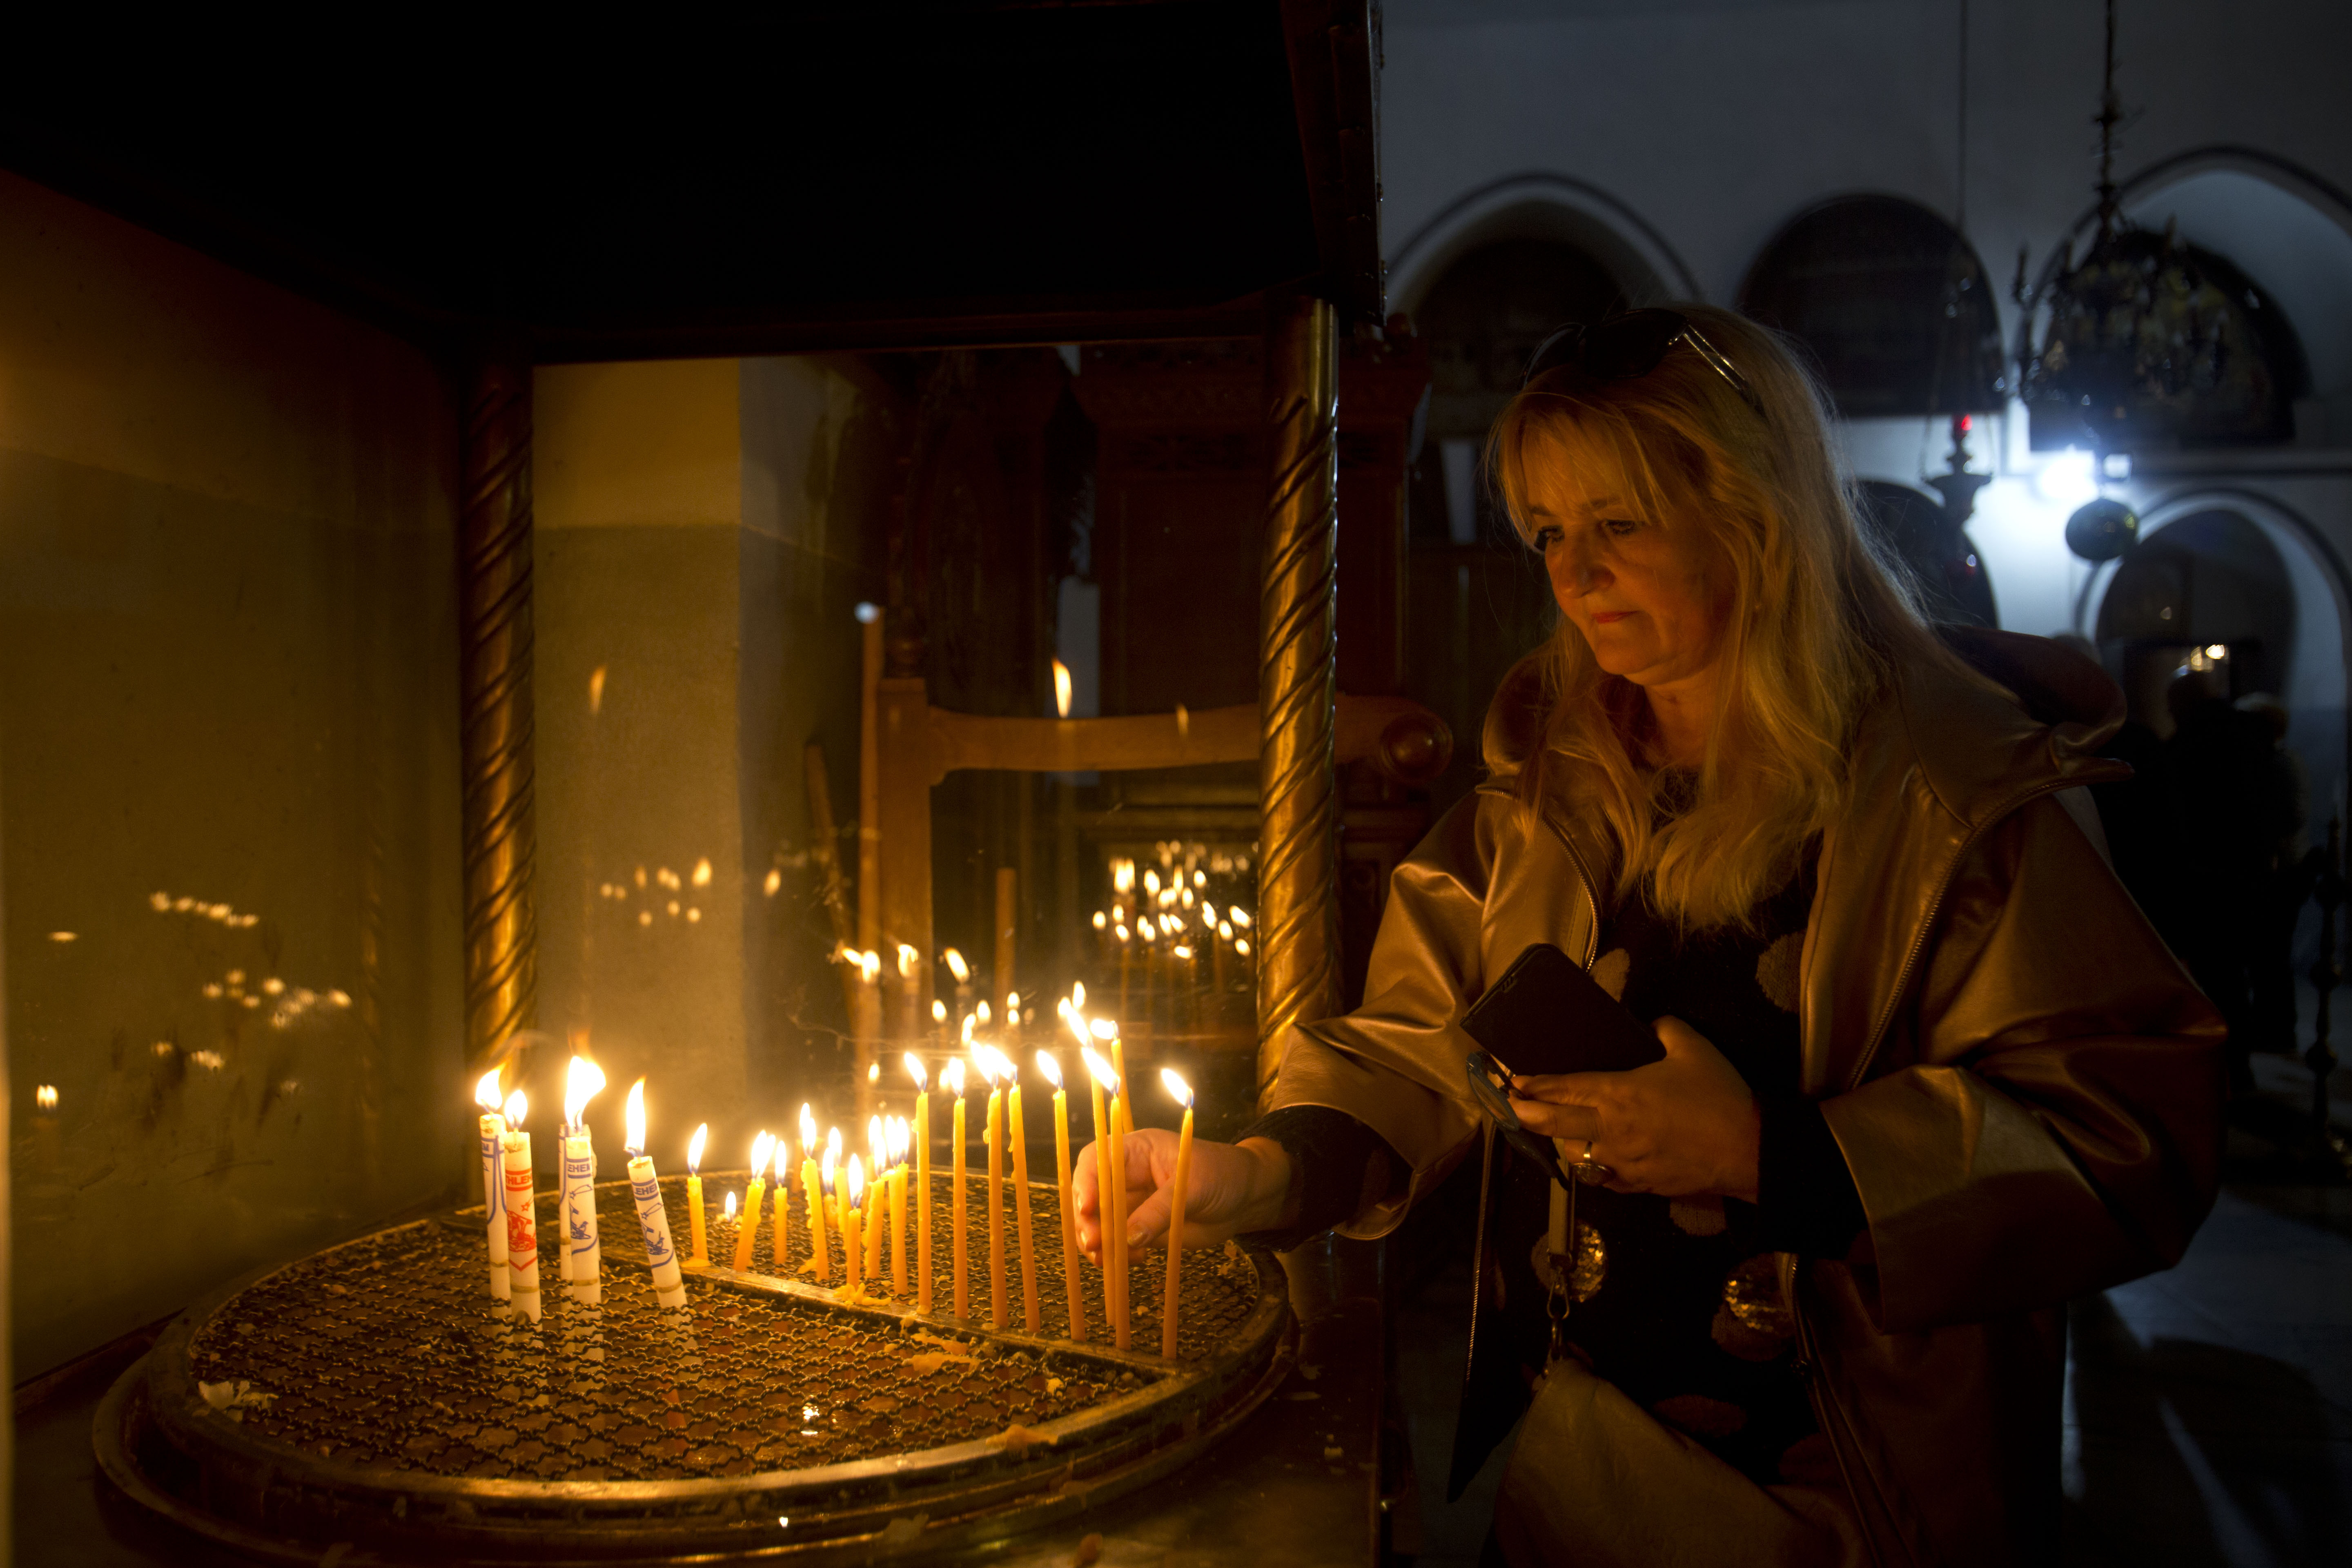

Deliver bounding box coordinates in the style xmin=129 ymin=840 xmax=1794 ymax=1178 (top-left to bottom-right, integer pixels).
xmin=1244 ymin=858 xmax=1865 ymax=1486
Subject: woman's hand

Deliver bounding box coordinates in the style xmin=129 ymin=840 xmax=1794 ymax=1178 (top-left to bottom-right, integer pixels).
xmin=1070 ymin=1131 xmax=1294 ymax=1260
xmin=1509 ymin=1016 xmax=1762 ymax=1201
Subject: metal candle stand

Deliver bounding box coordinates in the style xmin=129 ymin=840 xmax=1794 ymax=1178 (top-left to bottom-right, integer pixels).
xmin=96 ymin=1174 xmax=1292 ymax=1564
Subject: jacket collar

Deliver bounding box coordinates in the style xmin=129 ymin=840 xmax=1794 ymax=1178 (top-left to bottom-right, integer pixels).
xmin=1480 ymin=631 xmax=2132 ymax=1094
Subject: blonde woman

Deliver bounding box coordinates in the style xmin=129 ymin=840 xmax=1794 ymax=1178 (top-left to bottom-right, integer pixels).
xmin=1080 ymin=305 xmax=2223 ymax=1566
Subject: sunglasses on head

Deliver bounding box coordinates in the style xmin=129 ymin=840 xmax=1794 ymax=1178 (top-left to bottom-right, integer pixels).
xmin=1523 ymin=308 xmax=1764 ymax=418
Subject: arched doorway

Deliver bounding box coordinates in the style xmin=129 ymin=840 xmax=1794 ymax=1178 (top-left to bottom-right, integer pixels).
xmin=2084 ymin=493 xmax=2350 ymax=1070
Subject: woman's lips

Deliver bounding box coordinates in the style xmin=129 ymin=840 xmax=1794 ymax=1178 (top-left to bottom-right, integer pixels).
xmin=1589 ymin=610 xmax=1633 ymax=625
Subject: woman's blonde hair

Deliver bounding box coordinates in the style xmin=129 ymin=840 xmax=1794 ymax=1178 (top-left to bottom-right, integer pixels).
xmin=1489 ymin=304 xmax=1956 ymax=930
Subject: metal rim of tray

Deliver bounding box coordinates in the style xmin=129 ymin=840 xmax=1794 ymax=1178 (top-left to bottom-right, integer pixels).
xmin=94 ymin=1194 xmax=1294 ymax=1565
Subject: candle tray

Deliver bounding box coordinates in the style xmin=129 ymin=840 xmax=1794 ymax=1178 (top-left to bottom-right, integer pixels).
xmin=96 ymin=1173 xmax=1294 ymax=1564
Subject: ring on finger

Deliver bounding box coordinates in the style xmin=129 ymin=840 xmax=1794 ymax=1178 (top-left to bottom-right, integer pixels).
xmin=1571 ymin=1138 xmax=1612 ymax=1185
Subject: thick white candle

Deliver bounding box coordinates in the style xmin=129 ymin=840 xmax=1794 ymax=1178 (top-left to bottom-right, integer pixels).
xmin=476 ymin=1069 xmax=511 ymax=1304
xmin=623 ymin=1079 xmax=688 ymax=1310
xmin=500 ymin=1089 xmax=541 ymax=1323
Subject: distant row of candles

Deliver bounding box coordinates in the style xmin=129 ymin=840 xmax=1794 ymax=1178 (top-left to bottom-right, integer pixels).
xmin=472 ymin=989 xmax=1198 ymax=1358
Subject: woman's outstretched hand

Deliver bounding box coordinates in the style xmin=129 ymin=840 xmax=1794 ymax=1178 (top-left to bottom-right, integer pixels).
xmin=1070 ymin=1131 xmax=1294 ymax=1261
xmin=1508 ymin=1016 xmax=1762 ymax=1201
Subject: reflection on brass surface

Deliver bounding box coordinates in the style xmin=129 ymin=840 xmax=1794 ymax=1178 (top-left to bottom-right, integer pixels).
xmin=1255 ymin=297 xmax=1342 ymax=1103
xmin=1711 ymin=1252 xmax=1796 ymax=1362
xmin=458 ymin=354 xmax=538 ymax=1070
xmin=1531 ymin=1222 xmax=1606 ymax=1303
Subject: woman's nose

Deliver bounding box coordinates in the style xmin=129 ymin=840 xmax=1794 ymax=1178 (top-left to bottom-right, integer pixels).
xmin=1555 ymin=537 xmax=1606 ymax=595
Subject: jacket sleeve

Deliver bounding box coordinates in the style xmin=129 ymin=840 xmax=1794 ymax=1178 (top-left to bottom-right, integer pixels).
xmin=1820 ymin=792 xmax=2227 ymax=1333
xmin=1265 ymin=792 xmax=1497 ymax=1238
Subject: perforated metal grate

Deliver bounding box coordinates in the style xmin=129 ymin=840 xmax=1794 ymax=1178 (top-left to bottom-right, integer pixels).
xmin=185 ymin=1174 xmax=1262 ymax=1485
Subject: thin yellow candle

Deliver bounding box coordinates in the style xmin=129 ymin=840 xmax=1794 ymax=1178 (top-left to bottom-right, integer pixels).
xmin=841 ymin=1155 xmax=866 ymax=1298
xmin=946 ymin=1056 xmax=969 ymax=1319
xmin=887 ymin=1117 xmax=910 ymax=1297
xmin=770 ymin=1136 xmax=791 ymax=1270
xmin=864 ymin=1116 xmax=886 ymax=1287
xmin=1160 ymin=1069 xmax=1196 ymax=1358
xmin=685 ymin=1123 xmax=709 ymax=1266
xmin=979 ymin=1048 xmax=1007 ymax=1330
xmin=799 ymin=1105 xmax=828 ymax=1281
xmin=1081 ymin=1047 xmax=1124 ymax=1348
xmin=906 ymin=1056 xmax=932 ymax=1313
xmin=1038 ymin=1051 xmax=1086 ymax=1341
xmin=733 ymin=1131 xmax=775 ymax=1272
xmin=1007 ymin=1054 xmax=1040 ymax=1333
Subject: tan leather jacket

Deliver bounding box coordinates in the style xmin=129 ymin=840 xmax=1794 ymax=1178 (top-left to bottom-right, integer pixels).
xmin=1271 ymin=629 xmax=2226 ymax=1568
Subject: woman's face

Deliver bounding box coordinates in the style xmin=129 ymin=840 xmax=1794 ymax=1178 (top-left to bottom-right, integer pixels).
xmin=1519 ymin=426 xmax=1729 ymax=690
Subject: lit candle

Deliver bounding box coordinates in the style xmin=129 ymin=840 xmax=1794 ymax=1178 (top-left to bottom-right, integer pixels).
xmin=733 ymin=1131 xmax=775 ymax=1272
xmin=978 ymin=1047 xmax=1007 ymax=1330
xmin=474 ymin=1069 xmax=510 ymax=1304
xmin=561 ymin=1056 xmax=608 ymax=1305
xmin=1160 ymin=1069 xmax=1196 ymax=1358
xmin=888 ymin=1116 xmax=910 ymax=1297
xmin=931 ymin=998 xmax=948 ymax=1049
xmin=1080 ymin=1047 xmax=1123 ymax=1348
xmin=1038 ymin=1051 xmax=1087 ymax=1341
xmin=771 ymin=1136 xmax=792 ymax=1270
xmin=841 ymin=1155 xmax=866 ymax=1299
xmin=906 ymin=1056 xmax=932 ymax=1312
xmin=500 ymin=1089 xmax=541 ymax=1323
xmin=1003 ymin=1048 xmax=1040 ymax=1333
xmin=944 ymin=946 xmax=973 ymax=1018
xmin=797 ymin=1105 xmax=826 ymax=1280
xmin=946 ymin=1056 xmax=969 ymax=1319
xmin=685 ymin=1123 xmax=709 ymax=1267
xmin=622 ymin=1079 xmax=688 ymax=1309
xmin=864 ymin=1116 xmax=887 ymax=1286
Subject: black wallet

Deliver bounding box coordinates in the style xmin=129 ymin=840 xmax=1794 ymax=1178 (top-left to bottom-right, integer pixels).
xmin=1461 ymin=942 xmax=1664 ymax=1078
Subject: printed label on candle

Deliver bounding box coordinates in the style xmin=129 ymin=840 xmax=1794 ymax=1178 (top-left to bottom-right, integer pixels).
xmin=564 ymin=1149 xmax=597 ymax=1249
xmin=633 ymin=1172 xmax=673 ymax=1265
xmin=505 ymin=1165 xmax=537 ymax=1267
xmin=480 ymin=1129 xmax=505 ymax=1221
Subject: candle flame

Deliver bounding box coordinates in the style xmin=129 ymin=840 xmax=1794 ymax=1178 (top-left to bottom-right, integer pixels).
xmin=1072 ymin=980 xmax=1086 ymax=1009
xmin=976 ymin=999 xmax=992 ymax=1027
xmin=1062 ymin=1006 xmax=1090 ymax=1049
xmin=859 ymin=949 xmax=882 ymax=984
xmin=1036 ymin=1051 xmax=1064 ymax=1090
xmin=1116 ymin=925 xmax=1130 ymax=942
xmin=973 ymin=1044 xmax=1012 ymax=1086
xmin=1235 ymin=937 xmax=1251 ymax=956
xmin=867 ymin=1061 xmax=880 ymax=1085
xmin=904 ymin=1053 xmax=928 ymax=1091
xmin=474 ymin=1068 xmax=504 ymax=1111
xmin=504 ymin=1089 xmax=528 ymax=1125
xmin=563 ymin=1055 xmax=608 ymax=1128
xmin=1092 ymin=910 xmax=1107 ymax=930
xmin=1145 ymin=869 xmax=1161 ymax=895
xmin=827 ymin=1126 xmax=843 ymax=1158
xmin=1089 ymin=1018 xmax=1119 ymax=1041
xmin=822 ymin=1143 xmax=836 ymax=1190
xmin=624 ymin=1078 xmax=648 ymax=1153
xmin=1113 ymin=860 xmax=1134 ymax=894
xmin=1053 ymin=657 xmax=1073 ymax=718
xmin=1229 ymin=906 xmax=1251 ymax=927
xmin=1080 ymin=1045 xmax=1116 ymax=1093
xmin=897 ymin=942 xmax=918 ymax=978
xmin=944 ymin=948 xmax=970 ymax=983
xmin=889 ymin=1117 xmax=909 ymax=1163
xmin=1219 ymin=920 xmax=1233 ymax=940
xmin=846 ymin=1154 xmax=865 ymax=1205
xmin=961 ymin=1013 xmax=976 ymax=1047
xmin=931 ymin=998 xmax=947 ymax=1023
xmin=1160 ymin=1068 xmax=1194 ymax=1109
xmin=800 ymin=1103 xmax=817 ymax=1153
xmin=725 ymin=1191 xmax=737 ymax=1219
xmin=942 ymin=1058 xmax=967 ymax=1097
xmin=869 ymin=1114 xmax=884 ymax=1162
xmin=750 ymin=1130 xmax=776 ymax=1174
xmin=588 ymin=665 xmax=606 ymax=714
xmin=688 ymin=1123 xmax=709 ymax=1173
xmin=1006 ymin=990 xmax=1020 ymax=1014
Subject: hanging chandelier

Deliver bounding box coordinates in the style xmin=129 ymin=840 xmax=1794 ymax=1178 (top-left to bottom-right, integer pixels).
xmin=2013 ymin=0 xmax=2271 ymax=455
